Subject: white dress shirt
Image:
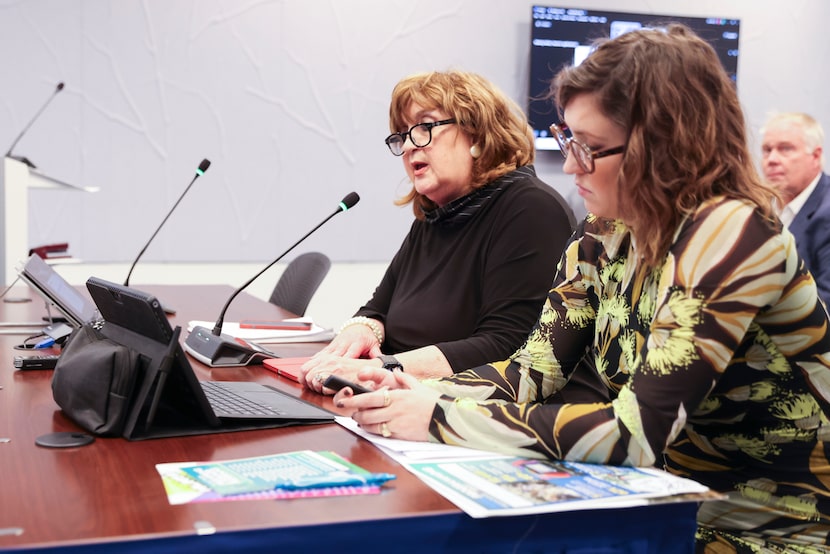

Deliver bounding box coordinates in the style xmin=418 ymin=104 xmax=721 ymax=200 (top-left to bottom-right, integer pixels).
xmin=779 ymin=172 xmax=822 ymax=227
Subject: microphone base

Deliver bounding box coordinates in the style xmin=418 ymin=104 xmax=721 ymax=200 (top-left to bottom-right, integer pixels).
xmin=184 ymin=325 xmax=276 ymax=367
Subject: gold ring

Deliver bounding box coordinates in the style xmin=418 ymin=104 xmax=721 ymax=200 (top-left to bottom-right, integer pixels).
xmin=382 ymin=388 xmax=391 ymax=408
xmin=380 ymin=422 xmax=391 ymax=438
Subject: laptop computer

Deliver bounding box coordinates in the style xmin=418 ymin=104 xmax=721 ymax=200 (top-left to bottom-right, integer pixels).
xmin=17 ymin=253 xmax=98 ymax=327
xmin=84 ymin=276 xmax=335 ymax=440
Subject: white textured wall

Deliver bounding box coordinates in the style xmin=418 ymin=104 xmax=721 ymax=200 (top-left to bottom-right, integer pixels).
xmin=1 ymin=0 xmax=829 ymax=268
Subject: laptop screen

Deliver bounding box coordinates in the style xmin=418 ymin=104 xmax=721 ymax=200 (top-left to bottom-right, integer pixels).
xmin=17 ymin=254 xmax=98 ymax=327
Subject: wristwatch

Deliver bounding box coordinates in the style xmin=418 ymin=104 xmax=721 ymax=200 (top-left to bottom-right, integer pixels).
xmin=377 ymin=354 xmax=403 ymax=372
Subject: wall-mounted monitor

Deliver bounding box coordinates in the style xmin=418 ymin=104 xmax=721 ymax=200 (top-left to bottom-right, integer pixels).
xmin=528 ymin=6 xmax=741 ymax=150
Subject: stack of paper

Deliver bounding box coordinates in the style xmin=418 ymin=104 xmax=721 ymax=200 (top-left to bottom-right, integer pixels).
xmin=186 ymin=318 xmax=335 ymax=344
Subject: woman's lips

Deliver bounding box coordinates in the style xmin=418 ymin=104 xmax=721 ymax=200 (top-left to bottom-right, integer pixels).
xmin=411 ymin=161 xmax=428 ymax=176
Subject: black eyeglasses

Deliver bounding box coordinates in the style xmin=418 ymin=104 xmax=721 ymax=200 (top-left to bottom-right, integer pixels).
xmin=549 ymin=122 xmax=625 ymax=174
xmin=385 ymin=119 xmax=457 ymax=156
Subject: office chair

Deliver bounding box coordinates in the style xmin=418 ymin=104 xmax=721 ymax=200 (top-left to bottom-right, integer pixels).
xmin=268 ymin=252 xmax=331 ymax=317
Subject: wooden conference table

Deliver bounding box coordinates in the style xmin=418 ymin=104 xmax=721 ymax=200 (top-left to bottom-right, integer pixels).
xmin=0 ymin=284 xmax=699 ymax=553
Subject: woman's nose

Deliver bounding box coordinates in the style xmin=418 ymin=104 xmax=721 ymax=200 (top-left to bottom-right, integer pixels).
xmin=400 ymin=135 xmax=418 ymax=155
xmin=562 ymin=149 xmax=582 ymax=175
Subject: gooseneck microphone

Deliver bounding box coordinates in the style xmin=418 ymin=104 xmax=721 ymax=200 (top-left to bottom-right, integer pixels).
xmin=123 ymin=158 xmax=211 ymax=287
xmin=5 ymin=81 xmax=65 ymax=168
xmin=184 ymin=191 xmax=360 ymax=367
xmin=211 ymin=191 xmax=359 ymax=336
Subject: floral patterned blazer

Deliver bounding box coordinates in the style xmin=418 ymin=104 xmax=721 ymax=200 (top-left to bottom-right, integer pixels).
xmin=423 ymin=196 xmax=830 ymax=528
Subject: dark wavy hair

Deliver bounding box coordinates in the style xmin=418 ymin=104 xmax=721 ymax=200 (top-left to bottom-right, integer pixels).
xmin=552 ymin=24 xmax=777 ymax=266
xmin=389 ymin=70 xmax=535 ymax=218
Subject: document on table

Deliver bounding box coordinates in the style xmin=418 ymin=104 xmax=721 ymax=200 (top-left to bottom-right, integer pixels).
xmin=335 ymin=416 xmax=711 ymax=518
xmin=187 ymin=318 xmax=335 ymax=343
xmin=336 ymin=416 xmax=496 ymax=462
xmin=156 ymin=449 xmax=394 ymax=505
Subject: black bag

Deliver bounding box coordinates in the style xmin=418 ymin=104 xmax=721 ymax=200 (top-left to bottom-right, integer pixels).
xmin=51 ymin=321 xmax=141 ymax=436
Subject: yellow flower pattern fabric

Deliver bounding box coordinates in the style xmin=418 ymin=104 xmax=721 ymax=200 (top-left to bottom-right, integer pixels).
xmin=424 ymin=197 xmax=830 ymax=551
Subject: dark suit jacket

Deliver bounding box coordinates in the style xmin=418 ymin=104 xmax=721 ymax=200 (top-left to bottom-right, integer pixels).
xmin=789 ymin=172 xmax=830 ymax=309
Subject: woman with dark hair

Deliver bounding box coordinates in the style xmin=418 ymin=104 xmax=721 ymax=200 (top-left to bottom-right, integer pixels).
xmin=335 ymin=26 xmax=830 ymax=551
xmin=302 ymin=70 xmax=575 ymax=387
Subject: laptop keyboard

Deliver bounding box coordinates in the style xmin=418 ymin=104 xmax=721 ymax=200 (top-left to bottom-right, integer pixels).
xmin=200 ymin=381 xmax=286 ymax=417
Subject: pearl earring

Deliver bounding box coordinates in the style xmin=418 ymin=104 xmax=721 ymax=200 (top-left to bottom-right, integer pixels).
xmin=470 ymin=144 xmax=481 ymax=159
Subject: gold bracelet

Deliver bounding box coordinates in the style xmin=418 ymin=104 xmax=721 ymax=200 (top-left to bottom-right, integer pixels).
xmin=338 ymin=316 xmax=384 ymax=345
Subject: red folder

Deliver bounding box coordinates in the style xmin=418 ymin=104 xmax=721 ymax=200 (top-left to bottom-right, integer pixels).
xmin=262 ymin=357 xmax=311 ymax=383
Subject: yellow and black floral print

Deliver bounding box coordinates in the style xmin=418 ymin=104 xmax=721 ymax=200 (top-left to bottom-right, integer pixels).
xmin=424 ymin=197 xmax=830 ymax=551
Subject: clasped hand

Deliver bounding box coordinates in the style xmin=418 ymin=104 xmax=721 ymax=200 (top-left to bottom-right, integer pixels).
xmin=300 ymin=353 xmax=375 ymax=394
xmin=300 ymin=324 xmax=383 ymax=394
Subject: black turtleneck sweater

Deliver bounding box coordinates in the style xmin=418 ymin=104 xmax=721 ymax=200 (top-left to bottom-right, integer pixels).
xmin=355 ymin=165 xmax=575 ymax=371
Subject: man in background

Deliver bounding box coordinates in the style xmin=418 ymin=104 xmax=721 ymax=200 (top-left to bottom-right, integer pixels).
xmin=761 ymin=112 xmax=830 ymax=307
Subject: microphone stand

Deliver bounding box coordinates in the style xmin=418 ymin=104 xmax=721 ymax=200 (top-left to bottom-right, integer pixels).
xmin=184 ymin=192 xmax=359 ymax=367
xmin=5 ymin=82 xmax=65 ymax=168
xmin=124 ymin=159 xmax=211 ymax=287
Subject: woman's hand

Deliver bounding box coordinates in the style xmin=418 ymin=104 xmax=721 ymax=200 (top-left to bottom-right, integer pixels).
xmin=300 ymin=354 xmax=375 ymax=394
xmin=333 ymin=370 xmax=439 ymax=442
xmin=318 ymin=323 xmax=383 ymax=359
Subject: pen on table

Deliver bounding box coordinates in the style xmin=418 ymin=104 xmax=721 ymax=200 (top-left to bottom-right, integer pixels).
xmin=280 ymin=472 xmax=396 ymax=490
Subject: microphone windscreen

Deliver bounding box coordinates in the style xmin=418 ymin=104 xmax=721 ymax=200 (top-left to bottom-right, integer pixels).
xmin=198 ymin=158 xmax=211 ymax=173
xmin=340 ymin=192 xmax=360 ymax=210
xmin=56 ymin=82 xmax=65 ymax=91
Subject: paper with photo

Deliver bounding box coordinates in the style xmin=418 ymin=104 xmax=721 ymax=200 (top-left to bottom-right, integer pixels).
xmin=404 ymin=456 xmax=710 ymax=518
